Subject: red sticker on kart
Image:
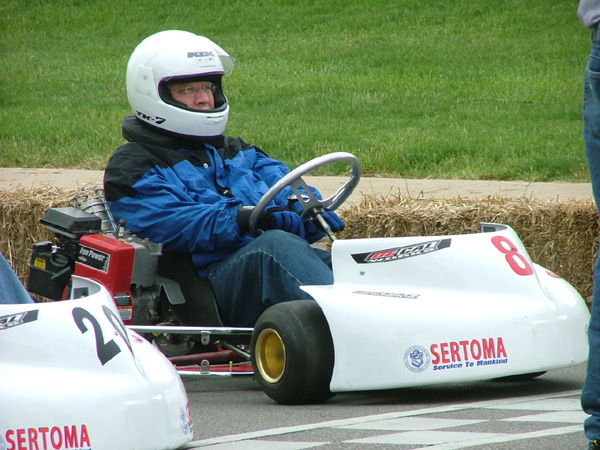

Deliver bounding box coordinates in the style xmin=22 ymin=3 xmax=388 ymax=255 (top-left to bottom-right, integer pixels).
xmin=352 ymin=238 xmax=451 ymax=264
xmin=3 ymin=424 xmax=92 ymax=450
xmin=77 ymin=244 xmax=110 ymax=273
xmin=404 ymin=337 xmax=509 ymax=374
xmin=491 ymin=236 xmax=533 ymax=276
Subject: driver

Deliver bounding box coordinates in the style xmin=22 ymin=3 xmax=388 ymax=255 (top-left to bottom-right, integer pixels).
xmin=103 ymin=30 xmax=343 ymax=327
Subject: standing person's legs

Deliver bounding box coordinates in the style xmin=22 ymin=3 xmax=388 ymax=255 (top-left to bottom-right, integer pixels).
xmin=581 ymin=33 xmax=600 ymax=446
xmin=207 ymin=230 xmax=333 ymax=327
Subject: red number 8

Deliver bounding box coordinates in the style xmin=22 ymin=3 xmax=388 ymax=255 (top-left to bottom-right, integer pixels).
xmin=491 ymin=236 xmax=533 ymax=276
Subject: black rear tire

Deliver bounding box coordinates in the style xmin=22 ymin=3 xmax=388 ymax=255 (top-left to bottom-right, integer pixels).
xmin=251 ymin=300 xmax=335 ymax=405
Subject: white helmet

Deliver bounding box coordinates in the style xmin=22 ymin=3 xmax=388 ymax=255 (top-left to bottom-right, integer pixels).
xmin=126 ymin=30 xmax=235 ymax=138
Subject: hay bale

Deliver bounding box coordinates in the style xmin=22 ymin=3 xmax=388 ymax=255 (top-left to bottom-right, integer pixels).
xmin=339 ymin=194 xmax=599 ymax=306
xmin=1 ymin=188 xmax=597 ymax=307
xmin=0 ymin=188 xmax=74 ymax=286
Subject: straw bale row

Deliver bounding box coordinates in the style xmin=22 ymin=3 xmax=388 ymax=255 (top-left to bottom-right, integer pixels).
xmin=1 ymin=188 xmax=73 ymax=287
xmin=1 ymin=190 xmax=598 ymax=306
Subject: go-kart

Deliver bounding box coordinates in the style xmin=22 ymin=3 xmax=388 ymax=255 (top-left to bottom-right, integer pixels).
xmin=0 ymin=275 xmax=193 ymax=450
xmin=27 ymin=152 xmax=590 ymax=405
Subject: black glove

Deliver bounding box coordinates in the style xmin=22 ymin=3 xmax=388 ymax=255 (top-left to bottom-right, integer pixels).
xmin=289 ymin=202 xmax=345 ymax=243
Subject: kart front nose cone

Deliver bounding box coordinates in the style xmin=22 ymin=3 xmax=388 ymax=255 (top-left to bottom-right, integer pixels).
xmin=255 ymin=328 xmax=286 ymax=383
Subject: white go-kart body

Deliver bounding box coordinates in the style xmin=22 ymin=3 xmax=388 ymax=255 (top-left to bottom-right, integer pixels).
xmin=247 ymin=153 xmax=590 ymax=404
xmin=302 ymin=222 xmax=589 ymax=393
xmin=0 ymin=276 xmax=193 ymax=450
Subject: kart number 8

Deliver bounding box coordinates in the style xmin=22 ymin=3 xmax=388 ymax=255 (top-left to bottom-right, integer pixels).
xmin=491 ymin=236 xmax=534 ymax=276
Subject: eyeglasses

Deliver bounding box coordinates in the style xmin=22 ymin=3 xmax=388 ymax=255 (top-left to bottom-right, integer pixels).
xmin=172 ymin=83 xmax=216 ymax=98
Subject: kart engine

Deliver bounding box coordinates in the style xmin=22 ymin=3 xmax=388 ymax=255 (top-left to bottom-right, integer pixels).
xmin=27 ymin=188 xmax=180 ymax=326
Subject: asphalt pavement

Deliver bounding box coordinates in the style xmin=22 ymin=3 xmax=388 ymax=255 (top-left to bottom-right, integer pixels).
xmin=181 ymin=364 xmax=589 ymax=450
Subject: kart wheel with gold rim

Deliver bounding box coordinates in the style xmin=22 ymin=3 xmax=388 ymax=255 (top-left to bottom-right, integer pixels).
xmin=251 ymin=300 xmax=335 ymax=405
xmin=254 ymin=327 xmax=286 ymax=383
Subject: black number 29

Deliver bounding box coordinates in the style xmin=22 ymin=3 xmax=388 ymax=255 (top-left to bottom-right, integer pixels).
xmin=72 ymin=307 xmax=122 ymax=365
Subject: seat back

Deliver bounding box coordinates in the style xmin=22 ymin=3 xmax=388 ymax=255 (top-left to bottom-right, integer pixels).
xmin=157 ymin=252 xmax=223 ymax=326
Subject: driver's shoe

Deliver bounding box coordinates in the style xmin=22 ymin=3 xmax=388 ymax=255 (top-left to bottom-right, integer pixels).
xmin=590 ymin=439 xmax=600 ymax=449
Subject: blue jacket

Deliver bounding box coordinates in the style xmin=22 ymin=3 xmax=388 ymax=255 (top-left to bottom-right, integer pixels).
xmin=104 ymin=116 xmax=308 ymax=275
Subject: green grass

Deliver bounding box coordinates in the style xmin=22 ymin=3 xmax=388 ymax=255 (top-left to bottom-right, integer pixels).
xmin=0 ymin=0 xmax=592 ymax=181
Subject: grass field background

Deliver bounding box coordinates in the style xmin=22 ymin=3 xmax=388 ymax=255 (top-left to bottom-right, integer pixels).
xmin=0 ymin=0 xmax=592 ymax=182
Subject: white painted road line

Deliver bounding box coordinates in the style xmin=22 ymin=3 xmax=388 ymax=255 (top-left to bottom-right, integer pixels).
xmin=407 ymin=425 xmax=582 ymax=450
xmin=183 ymin=389 xmax=584 ymax=448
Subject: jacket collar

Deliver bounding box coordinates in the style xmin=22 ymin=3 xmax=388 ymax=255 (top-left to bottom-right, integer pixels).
xmin=121 ymin=115 xmax=225 ymax=150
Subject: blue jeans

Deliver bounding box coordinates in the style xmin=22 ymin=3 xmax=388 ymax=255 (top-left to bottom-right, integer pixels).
xmin=0 ymin=253 xmax=33 ymax=304
xmin=207 ymin=230 xmax=333 ymax=327
xmin=582 ymin=35 xmax=600 ymax=441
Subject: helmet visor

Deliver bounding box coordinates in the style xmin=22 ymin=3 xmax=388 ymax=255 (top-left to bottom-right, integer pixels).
xmin=159 ymin=74 xmax=227 ymax=112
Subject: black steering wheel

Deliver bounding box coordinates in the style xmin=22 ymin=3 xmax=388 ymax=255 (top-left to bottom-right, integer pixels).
xmin=249 ymin=152 xmax=362 ymax=240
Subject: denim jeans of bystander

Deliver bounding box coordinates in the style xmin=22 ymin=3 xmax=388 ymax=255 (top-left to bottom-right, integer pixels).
xmin=581 ymin=31 xmax=600 ymax=446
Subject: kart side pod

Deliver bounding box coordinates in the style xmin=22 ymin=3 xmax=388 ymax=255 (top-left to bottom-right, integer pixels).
xmin=250 ymin=223 xmax=591 ymax=404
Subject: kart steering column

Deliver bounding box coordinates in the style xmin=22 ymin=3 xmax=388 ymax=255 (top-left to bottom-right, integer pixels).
xmin=313 ymin=210 xmax=337 ymax=242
